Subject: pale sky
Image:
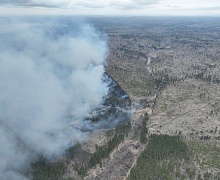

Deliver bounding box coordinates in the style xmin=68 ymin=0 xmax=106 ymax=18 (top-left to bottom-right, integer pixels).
xmin=0 ymin=0 xmax=220 ymax=16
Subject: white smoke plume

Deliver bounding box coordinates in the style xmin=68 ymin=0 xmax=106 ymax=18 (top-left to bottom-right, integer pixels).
xmin=0 ymin=17 xmax=108 ymax=179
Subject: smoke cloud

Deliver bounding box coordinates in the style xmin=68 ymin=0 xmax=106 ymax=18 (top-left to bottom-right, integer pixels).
xmin=0 ymin=17 xmax=108 ymax=179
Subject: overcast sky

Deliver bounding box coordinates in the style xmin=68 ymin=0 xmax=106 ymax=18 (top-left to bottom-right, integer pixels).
xmin=0 ymin=0 xmax=220 ymax=16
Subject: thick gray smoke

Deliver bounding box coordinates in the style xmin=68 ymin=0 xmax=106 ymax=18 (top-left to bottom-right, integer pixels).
xmin=0 ymin=18 xmax=108 ymax=179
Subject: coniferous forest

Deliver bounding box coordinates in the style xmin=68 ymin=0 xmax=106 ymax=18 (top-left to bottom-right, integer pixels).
xmin=128 ymin=135 xmax=189 ymax=180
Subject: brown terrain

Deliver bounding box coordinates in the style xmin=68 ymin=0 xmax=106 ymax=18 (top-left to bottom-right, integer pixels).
xmin=64 ymin=17 xmax=220 ymax=179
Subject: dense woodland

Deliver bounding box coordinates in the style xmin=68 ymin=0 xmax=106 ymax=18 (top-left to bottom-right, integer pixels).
xmin=128 ymin=135 xmax=189 ymax=180
xmin=31 ymin=157 xmax=65 ymax=180
xmin=140 ymin=113 xmax=149 ymax=143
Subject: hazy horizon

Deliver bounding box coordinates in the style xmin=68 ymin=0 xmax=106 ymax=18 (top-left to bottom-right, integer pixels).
xmin=0 ymin=0 xmax=220 ymax=17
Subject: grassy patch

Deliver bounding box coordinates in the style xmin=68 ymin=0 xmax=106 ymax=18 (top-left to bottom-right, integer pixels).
xmin=159 ymin=94 xmax=189 ymax=111
xmin=106 ymin=67 xmax=154 ymax=98
xmin=128 ymin=80 xmax=154 ymax=97
xmin=188 ymin=141 xmax=220 ymax=169
xmin=164 ymin=94 xmax=189 ymax=104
